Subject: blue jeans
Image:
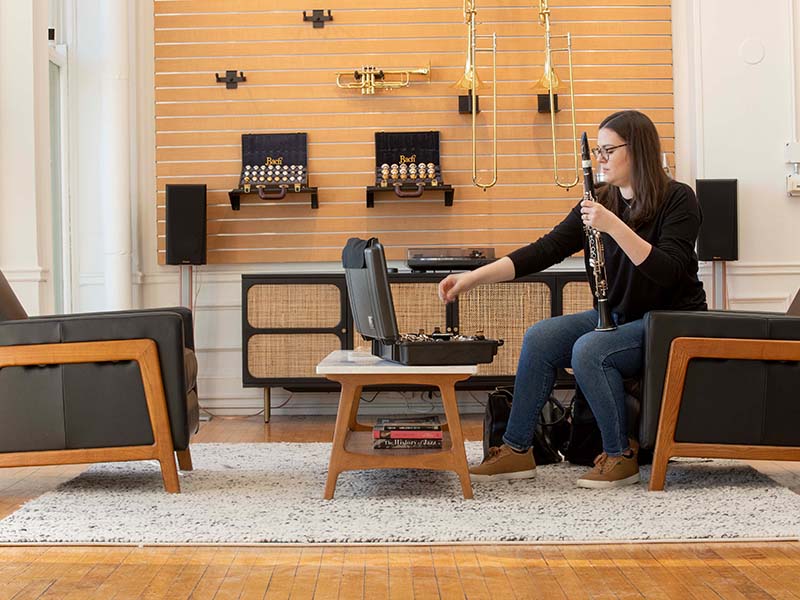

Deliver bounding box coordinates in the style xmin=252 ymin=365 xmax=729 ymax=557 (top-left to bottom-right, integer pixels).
xmin=502 ymin=310 xmax=644 ymax=457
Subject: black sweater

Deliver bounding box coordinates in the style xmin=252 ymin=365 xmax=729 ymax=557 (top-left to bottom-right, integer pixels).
xmin=507 ymin=180 xmax=707 ymax=322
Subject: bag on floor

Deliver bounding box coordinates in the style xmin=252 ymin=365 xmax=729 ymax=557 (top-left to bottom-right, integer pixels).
xmin=564 ymin=386 xmax=603 ymax=466
xmin=482 ymin=386 xmax=569 ymax=465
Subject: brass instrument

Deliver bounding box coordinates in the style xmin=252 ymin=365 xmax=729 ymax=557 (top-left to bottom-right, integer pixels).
xmin=336 ymin=64 xmax=430 ymax=95
xmin=454 ymin=0 xmax=497 ymax=190
xmin=537 ymin=0 xmax=580 ymax=189
xmin=580 ymin=132 xmax=615 ymax=331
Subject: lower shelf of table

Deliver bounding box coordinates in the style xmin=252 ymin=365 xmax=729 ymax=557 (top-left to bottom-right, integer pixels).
xmin=344 ymin=430 xmax=451 ymax=455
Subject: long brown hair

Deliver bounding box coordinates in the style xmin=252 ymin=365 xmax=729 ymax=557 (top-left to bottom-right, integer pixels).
xmin=596 ymin=110 xmax=669 ymax=229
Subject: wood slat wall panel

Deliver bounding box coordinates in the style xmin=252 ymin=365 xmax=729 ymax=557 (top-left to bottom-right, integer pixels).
xmin=154 ymin=0 xmax=672 ymax=264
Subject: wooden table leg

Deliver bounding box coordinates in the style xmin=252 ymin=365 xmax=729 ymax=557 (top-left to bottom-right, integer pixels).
xmin=439 ymin=379 xmax=473 ymax=500
xmin=347 ymin=385 xmax=371 ymax=432
xmin=324 ymin=380 xmax=361 ymax=500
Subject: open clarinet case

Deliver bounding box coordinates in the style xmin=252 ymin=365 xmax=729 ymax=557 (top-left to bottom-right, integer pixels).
xmin=228 ymin=132 xmax=318 ymax=210
xmin=343 ymin=237 xmax=502 ymax=366
xmin=366 ymin=131 xmax=454 ymax=208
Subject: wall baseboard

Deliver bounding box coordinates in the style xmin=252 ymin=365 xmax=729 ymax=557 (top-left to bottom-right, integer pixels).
xmin=1 ymin=266 xmax=47 ymax=283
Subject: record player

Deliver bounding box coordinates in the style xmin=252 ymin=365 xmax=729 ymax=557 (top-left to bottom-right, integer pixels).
xmin=406 ymin=247 xmax=496 ymax=272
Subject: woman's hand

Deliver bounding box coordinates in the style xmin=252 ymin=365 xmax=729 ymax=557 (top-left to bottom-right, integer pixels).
xmin=580 ymin=199 xmax=621 ymax=234
xmin=438 ymin=272 xmax=475 ymax=304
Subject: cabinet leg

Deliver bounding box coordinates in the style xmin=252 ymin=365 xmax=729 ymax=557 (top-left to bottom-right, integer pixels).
xmin=264 ymin=387 xmax=271 ymax=423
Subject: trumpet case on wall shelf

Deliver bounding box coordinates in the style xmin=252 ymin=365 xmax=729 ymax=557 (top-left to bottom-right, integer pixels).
xmin=228 ymin=133 xmax=319 ymax=210
xmin=366 ymin=131 xmax=454 ymax=208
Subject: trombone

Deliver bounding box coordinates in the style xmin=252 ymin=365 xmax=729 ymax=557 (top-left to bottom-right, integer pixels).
xmin=336 ymin=64 xmax=430 ymax=95
xmin=537 ymin=0 xmax=579 ymax=189
xmin=454 ymin=0 xmax=497 ymax=190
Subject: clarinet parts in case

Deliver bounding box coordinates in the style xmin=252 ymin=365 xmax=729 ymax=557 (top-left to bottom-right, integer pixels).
xmin=228 ymin=133 xmax=319 ymax=210
xmin=367 ymin=131 xmax=454 ymax=207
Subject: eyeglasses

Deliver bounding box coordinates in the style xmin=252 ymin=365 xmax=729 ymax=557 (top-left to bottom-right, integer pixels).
xmin=591 ymin=143 xmax=627 ymax=161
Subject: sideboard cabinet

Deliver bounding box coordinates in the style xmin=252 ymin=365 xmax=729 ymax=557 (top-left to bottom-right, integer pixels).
xmin=242 ymin=271 xmax=593 ymax=420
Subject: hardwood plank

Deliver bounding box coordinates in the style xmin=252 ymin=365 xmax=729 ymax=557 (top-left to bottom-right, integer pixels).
xmin=715 ymin=544 xmax=800 ymax=600
xmin=362 ymin=547 xmax=389 ymax=600
xmin=263 ymin=548 xmax=302 ymax=599
xmin=473 ymin=546 xmax=518 ymax=599
xmin=430 ymin=547 xmax=466 ymax=600
xmin=339 ymin=546 xmax=367 ymax=600
xmin=387 ymin=546 xmax=415 ymax=600
xmin=614 ymin=544 xmax=703 ymax=600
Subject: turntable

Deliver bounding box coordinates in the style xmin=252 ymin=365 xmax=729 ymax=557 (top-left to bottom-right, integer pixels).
xmin=406 ymin=247 xmax=496 ymax=272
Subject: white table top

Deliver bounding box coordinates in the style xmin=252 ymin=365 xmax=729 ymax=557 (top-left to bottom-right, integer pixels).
xmin=316 ymin=350 xmax=478 ymax=375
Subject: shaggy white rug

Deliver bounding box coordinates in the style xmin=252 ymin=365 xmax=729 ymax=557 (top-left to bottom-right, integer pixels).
xmin=0 ymin=442 xmax=798 ymax=544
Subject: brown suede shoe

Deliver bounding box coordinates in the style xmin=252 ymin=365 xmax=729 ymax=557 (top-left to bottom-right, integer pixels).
xmin=576 ymin=441 xmax=640 ymax=489
xmin=469 ymin=444 xmax=536 ymax=482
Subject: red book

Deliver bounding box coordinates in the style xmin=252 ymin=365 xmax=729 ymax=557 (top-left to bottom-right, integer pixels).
xmin=372 ymin=429 xmax=444 ymax=440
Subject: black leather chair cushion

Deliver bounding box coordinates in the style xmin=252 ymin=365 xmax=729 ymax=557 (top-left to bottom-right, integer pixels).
xmin=28 ymin=306 xmax=195 ymax=349
xmin=0 ymin=365 xmax=64 ymax=452
xmin=0 ymin=310 xmax=194 ymax=450
xmin=64 ymin=361 xmax=154 ymax=449
xmin=641 ymin=310 xmax=800 ymax=449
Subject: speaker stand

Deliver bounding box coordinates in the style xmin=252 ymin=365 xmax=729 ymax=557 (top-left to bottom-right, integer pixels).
xmin=712 ymin=260 xmax=729 ymax=310
xmin=179 ymin=265 xmax=212 ymax=422
xmin=179 ymin=264 xmax=194 ymax=312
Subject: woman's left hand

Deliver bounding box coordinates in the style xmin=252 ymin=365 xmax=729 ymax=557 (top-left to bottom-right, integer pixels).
xmin=580 ymin=199 xmax=620 ymax=234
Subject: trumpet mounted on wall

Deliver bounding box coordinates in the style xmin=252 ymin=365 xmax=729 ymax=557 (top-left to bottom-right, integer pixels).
xmin=454 ymin=0 xmax=498 ymax=190
xmin=336 ymin=63 xmax=430 ymax=95
xmin=537 ymin=0 xmax=580 ymax=189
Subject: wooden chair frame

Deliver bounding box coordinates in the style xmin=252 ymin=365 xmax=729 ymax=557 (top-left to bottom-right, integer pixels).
xmin=649 ymin=336 xmax=800 ymax=491
xmin=0 ymin=339 xmax=192 ymax=493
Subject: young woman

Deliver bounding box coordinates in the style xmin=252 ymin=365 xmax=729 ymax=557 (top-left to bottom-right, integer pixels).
xmin=438 ymin=110 xmax=707 ymax=488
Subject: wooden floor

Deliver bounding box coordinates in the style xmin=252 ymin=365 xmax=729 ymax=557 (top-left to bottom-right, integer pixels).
xmin=1 ymin=414 xmax=799 ymax=600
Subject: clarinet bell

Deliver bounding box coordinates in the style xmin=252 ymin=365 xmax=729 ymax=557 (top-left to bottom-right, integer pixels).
xmin=595 ymin=299 xmax=617 ymax=331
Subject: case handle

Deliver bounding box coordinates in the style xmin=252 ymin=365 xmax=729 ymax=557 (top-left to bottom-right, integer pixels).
xmin=393 ymin=183 xmax=425 ymax=198
xmin=257 ymin=186 xmax=288 ymax=200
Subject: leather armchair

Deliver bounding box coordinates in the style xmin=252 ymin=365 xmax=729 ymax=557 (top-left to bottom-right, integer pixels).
xmin=0 ymin=270 xmax=199 ymax=492
xmin=641 ymin=309 xmax=800 ymax=491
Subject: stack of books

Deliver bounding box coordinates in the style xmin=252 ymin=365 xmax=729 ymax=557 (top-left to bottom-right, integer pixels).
xmin=372 ymin=415 xmax=443 ymax=449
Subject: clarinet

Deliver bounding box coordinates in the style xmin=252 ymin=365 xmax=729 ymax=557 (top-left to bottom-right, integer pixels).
xmin=581 ymin=132 xmax=616 ymax=331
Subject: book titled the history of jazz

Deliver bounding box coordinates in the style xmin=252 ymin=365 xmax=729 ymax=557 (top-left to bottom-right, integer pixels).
xmin=372 ymin=415 xmax=443 ymax=449
xmin=372 ymin=437 xmax=443 ymax=449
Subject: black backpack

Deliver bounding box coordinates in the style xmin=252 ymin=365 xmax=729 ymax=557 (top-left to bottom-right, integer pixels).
xmin=563 ymin=386 xmax=603 ymax=466
xmin=483 ymin=386 xmax=570 ymax=465
xmin=565 ymin=383 xmax=653 ymax=466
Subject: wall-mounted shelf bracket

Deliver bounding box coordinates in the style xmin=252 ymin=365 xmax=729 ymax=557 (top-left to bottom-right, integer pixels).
xmin=215 ymin=70 xmax=246 ymax=89
xmin=303 ymin=9 xmax=333 ymax=28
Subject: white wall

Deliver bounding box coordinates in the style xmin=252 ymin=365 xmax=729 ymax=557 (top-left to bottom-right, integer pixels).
xmin=3 ymin=0 xmax=800 ymax=414
xmin=674 ymin=0 xmax=800 ymax=310
xmin=0 ymin=1 xmax=53 ymax=314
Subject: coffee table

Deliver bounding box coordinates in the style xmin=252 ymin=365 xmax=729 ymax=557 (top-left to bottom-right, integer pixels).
xmin=316 ymin=350 xmax=477 ymax=499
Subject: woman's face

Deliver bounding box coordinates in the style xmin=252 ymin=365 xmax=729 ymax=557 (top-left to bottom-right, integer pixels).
xmin=596 ymin=127 xmax=632 ymax=191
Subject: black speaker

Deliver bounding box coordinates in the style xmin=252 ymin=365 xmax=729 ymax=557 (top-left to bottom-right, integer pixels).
xmin=696 ymin=178 xmax=738 ymax=261
xmin=165 ymin=184 xmax=207 ymax=265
